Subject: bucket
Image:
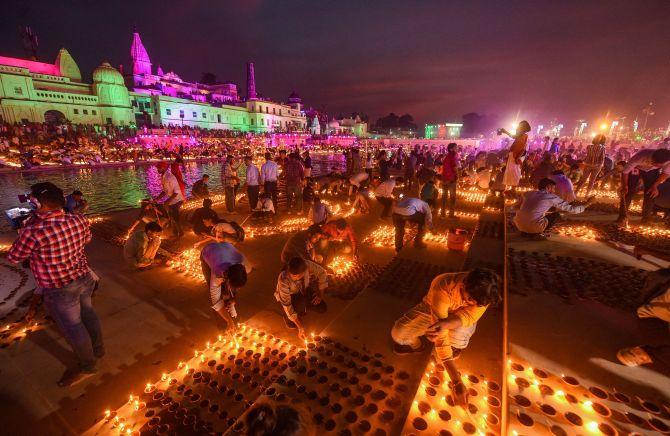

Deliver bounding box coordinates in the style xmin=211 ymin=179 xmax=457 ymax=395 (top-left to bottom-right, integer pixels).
xmin=447 ymin=228 xmax=469 ymax=251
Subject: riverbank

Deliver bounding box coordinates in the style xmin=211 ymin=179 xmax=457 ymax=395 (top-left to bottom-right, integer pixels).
xmin=0 ymin=157 xmax=224 ymax=175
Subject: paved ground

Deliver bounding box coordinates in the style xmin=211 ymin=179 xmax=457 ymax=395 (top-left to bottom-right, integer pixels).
xmin=0 ymin=192 xmax=502 ymax=435
xmin=507 ymin=211 xmax=670 ymax=435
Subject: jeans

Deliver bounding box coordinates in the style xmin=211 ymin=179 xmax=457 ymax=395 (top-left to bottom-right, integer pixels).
xmin=392 ymin=212 xmax=426 ymax=251
xmin=286 ymin=183 xmax=303 ymax=213
xmin=168 ymin=201 xmax=183 ymax=237
xmin=391 ymin=301 xmax=476 ymax=361
xmin=264 ymin=181 xmax=278 ymax=212
xmin=247 ymin=185 xmax=260 ymax=211
xmin=42 ymin=273 xmax=103 ymax=372
xmin=283 ymin=286 xmax=328 ymax=324
xmin=618 ymin=168 xmax=659 ymax=221
xmin=224 ymin=186 xmax=235 ymax=212
xmin=576 ymin=165 xmax=602 ymax=195
xmin=441 ymin=180 xmax=457 ymax=216
xmin=544 ymin=211 xmax=561 ymax=232
xmin=377 ymin=197 xmax=393 ymax=218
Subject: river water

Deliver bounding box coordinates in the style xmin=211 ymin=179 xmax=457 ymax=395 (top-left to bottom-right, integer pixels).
xmin=0 ymin=153 xmax=345 ymax=231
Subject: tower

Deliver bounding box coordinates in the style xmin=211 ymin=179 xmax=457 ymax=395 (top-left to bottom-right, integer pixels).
xmin=246 ymin=62 xmax=257 ymax=100
xmin=130 ymin=31 xmax=152 ymax=77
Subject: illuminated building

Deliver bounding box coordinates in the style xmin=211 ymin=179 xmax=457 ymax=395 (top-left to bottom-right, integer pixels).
xmin=424 ymin=122 xmax=463 ymax=139
xmin=126 ymin=31 xmax=307 ymax=132
xmin=0 ymin=50 xmax=134 ymax=125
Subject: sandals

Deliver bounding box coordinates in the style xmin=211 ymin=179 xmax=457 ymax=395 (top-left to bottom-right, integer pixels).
xmin=617 ymin=346 xmax=653 ymax=367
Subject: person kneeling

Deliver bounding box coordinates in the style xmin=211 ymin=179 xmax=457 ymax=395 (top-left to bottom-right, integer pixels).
xmin=123 ymin=222 xmax=163 ymax=269
xmin=275 ymin=257 xmax=328 ymax=340
xmin=391 ymin=268 xmax=502 ymax=405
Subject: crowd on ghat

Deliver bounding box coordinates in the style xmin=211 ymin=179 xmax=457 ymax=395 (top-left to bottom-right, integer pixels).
xmin=3 ymin=119 xmax=670 ymax=428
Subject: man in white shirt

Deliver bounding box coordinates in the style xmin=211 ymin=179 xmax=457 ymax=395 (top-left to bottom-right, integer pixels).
xmin=245 ymin=155 xmax=260 ymax=211
xmin=617 ymin=149 xmax=670 ymax=224
xmin=392 ymin=197 xmax=433 ymax=252
xmin=514 ymin=178 xmax=593 ymax=236
xmin=260 ymin=152 xmax=279 ymax=212
xmin=375 ymin=176 xmax=403 ymax=218
xmin=275 ymin=257 xmax=328 ymax=339
xmin=155 ymin=162 xmax=185 ymax=238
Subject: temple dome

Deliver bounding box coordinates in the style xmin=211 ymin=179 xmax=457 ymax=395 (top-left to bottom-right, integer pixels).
xmin=93 ymin=62 xmax=124 ymax=85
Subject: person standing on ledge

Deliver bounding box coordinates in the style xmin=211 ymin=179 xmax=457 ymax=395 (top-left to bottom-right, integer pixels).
xmin=155 ymin=162 xmax=185 ymax=238
xmin=244 ymin=155 xmax=261 ymax=211
xmin=499 ymin=120 xmax=531 ymax=191
xmin=391 ymin=268 xmax=502 ymax=406
xmin=441 ymin=143 xmax=459 ymax=218
xmin=392 ymin=196 xmax=433 ymax=252
xmin=221 ymin=155 xmax=239 ymax=213
xmin=261 ymin=152 xmax=279 ymax=212
xmin=7 ymin=182 xmax=104 ymax=387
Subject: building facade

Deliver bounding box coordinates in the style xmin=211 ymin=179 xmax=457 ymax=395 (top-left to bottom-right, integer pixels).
xmin=0 ymin=49 xmax=134 ymax=125
xmin=126 ymin=31 xmax=307 ymax=133
xmin=424 ymin=123 xmax=463 ymax=139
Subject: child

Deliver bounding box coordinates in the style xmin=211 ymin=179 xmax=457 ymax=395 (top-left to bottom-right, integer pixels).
xmin=252 ymin=192 xmax=275 ymax=222
xmin=420 ymin=177 xmax=439 ymax=208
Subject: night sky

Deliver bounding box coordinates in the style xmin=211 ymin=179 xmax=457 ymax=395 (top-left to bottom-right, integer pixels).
xmin=1 ymin=0 xmax=669 ymax=129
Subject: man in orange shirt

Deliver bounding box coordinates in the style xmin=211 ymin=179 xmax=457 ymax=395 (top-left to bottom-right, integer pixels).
xmin=391 ymin=268 xmax=501 ymax=405
xmin=319 ymin=218 xmax=358 ymax=259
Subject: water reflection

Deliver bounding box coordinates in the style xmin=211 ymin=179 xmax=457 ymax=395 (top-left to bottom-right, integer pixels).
xmin=0 ymin=153 xmax=345 ymax=230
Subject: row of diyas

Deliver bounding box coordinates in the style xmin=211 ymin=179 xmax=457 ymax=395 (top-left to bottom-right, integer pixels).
xmin=506 ymin=358 xmax=669 ymax=435
xmin=96 ymin=323 xmax=312 ymax=435
xmin=404 ymin=359 xmax=501 ymax=435
xmin=362 ymin=224 xmax=460 ymax=248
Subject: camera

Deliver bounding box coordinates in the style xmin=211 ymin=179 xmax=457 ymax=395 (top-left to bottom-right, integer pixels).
xmin=5 ymin=207 xmax=32 ymax=230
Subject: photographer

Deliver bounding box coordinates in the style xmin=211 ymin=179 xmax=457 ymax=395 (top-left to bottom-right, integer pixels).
xmin=7 ymin=182 xmax=103 ymax=387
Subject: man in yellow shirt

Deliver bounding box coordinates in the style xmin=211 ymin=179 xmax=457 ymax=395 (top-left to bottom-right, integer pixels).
xmin=391 ymin=268 xmax=501 ymax=404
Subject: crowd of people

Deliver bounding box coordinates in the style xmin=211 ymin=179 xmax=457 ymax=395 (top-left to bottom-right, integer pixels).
xmin=6 ymin=120 xmax=670 ymax=433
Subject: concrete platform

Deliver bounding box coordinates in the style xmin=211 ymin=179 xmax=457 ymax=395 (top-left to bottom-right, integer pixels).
xmin=0 ymin=192 xmax=501 ymax=435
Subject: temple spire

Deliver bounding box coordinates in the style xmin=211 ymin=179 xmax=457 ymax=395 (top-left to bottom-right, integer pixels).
xmin=130 ymin=31 xmax=152 ymax=76
xmin=246 ymin=62 xmax=257 ymax=100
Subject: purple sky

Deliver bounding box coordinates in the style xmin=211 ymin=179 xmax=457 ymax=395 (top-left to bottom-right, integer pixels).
xmin=1 ymin=0 xmax=669 ymax=129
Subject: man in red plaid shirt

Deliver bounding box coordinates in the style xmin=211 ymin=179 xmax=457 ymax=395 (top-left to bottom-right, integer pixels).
xmin=7 ymin=182 xmax=103 ymax=387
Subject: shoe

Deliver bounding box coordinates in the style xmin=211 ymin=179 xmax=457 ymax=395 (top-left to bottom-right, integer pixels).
xmin=617 ymin=346 xmax=652 ymax=367
xmin=58 ymin=368 xmax=96 ymax=387
xmin=284 ymin=317 xmax=297 ymax=329
xmin=392 ymin=341 xmax=425 ymax=355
